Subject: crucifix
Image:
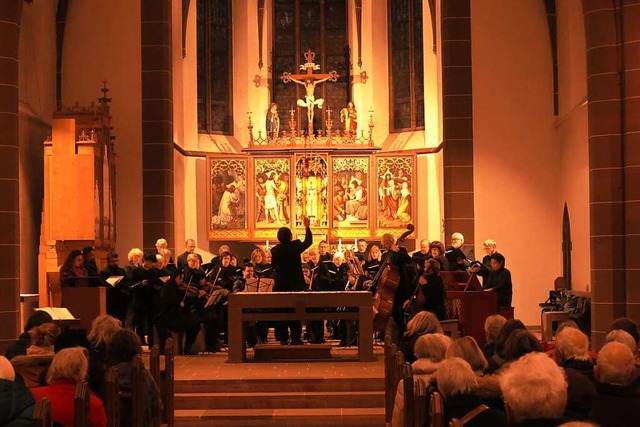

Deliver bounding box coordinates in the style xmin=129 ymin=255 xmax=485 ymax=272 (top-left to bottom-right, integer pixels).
xmin=281 ymin=50 xmax=340 ymax=134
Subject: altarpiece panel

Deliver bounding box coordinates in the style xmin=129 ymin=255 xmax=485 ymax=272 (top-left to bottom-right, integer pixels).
xmin=329 ymin=156 xmax=371 ymax=238
xmin=375 ymin=154 xmax=416 ymax=237
xmin=253 ymin=157 xmax=293 ymax=238
xmin=207 ymin=156 xmax=249 ymax=240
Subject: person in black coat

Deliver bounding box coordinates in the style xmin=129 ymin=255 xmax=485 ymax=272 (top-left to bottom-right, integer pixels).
xmin=0 ymin=357 xmax=34 ymax=427
xmin=100 ymin=252 xmax=131 ymax=324
xmin=177 ymin=238 xmax=203 ymax=270
xmin=417 ymin=258 xmax=446 ymax=321
xmin=482 ymin=253 xmax=512 ymax=311
xmin=271 ymin=216 xmax=312 ymax=345
xmin=380 ymin=233 xmax=415 ymax=338
xmin=158 ymin=270 xmax=202 ymax=354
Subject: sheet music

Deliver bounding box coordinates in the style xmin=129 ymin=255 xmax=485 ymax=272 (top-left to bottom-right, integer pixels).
xmin=36 ymin=307 xmax=76 ymax=320
xmin=105 ymin=276 xmax=124 ymax=287
xmin=243 ymin=278 xmax=274 ymax=292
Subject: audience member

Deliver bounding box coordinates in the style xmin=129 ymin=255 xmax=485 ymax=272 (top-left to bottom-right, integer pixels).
xmin=609 ymin=317 xmax=640 ymax=345
xmin=606 ymin=329 xmax=637 ymax=357
xmin=500 ymin=352 xmax=568 ymax=426
xmin=398 ymin=310 xmax=443 ymax=363
xmin=434 ymin=358 xmax=507 ymax=426
xmin=0 ymin=356 xmax=34 ymax=426
xmin=553 ymin=327 xmax=596 ymax=421
xmin=483 ymin=314 xmax=507 ymax=360
xmin=501 ymin=329 xmax=543 ymax=365
xmin=54 ymin=329 xmax=91 ymax=353
xmin=87 ymin=315 xmax=122 ymax=400
xmin=31 ymin=347 xmax=106 ymax=427
xmin=11 ymin=323 xmax=60 ymax=388
xmin=591 ymin=342 xmax=640 ymax=427
xmin=106 ymin=329 xmax=163 ymax=425
xmin=392 ymin=334 xmax=450 ymax=427
xmin=486 ymin=318 xmax=526 ymax=373
xmin=5 ymin=311 xmax=53 ymax=360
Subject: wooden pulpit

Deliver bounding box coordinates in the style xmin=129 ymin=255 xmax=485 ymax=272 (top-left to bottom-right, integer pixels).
xmin=442 ymin=271 xmax=497 ymax=347
xmin=61 ymin=287 xmax=106 ymax=331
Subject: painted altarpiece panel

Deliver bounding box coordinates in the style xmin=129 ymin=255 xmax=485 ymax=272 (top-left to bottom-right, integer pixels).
xmin=293 ymin=153 xmax=329 ymax=231
xmin=253 ymin=157 xmax=293 ymax=239
xmin=375 ymin=154 xmax=416 ymax=237
xmin=207 ymin=156 xmax=249 ymax=240
xmin=329 ymin=156 xmax=371 ymax=239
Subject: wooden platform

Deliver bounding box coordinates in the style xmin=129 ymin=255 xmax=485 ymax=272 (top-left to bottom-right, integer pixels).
xmin=170 ymin=346 xmax=385 ymax=426
xmin=253 ymin=343 xmax=333 ymax=361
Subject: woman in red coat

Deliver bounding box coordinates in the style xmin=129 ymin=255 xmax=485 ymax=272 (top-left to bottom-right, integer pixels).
xmin=31 ymin=347 xmax=107 ymax=427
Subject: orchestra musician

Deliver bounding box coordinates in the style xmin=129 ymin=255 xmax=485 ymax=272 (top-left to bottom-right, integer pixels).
xmin=354 ymin=239 xmax=368 ymax=262
xmin=411 ymin=239 xmax=431 ymax=274
xmin=363 ymin=245 xmax=382 ymax=292
xmin=177 ymin=238 xmax=203 ymax=270
xmin=415 ymin=258 xmax=446 ymax=320
xmin=380 ymin=233 xmax=416 ymax=339
xmin=251 ymin=248 xmax=273 ymax=278
xmin=445 ymin=232 xmax=472 ymax=271
xmin=317 ymin=240 xmax=332 ymax=263
xmin=306 ymin=248 xmax=331 ymax=344
xmin=271 ymin=216 xmax=313 ymax=345
xmin=429 ymin=241 xmax=449 ymax=272
xmin=158 ymin=270 xmax=202 ymax=354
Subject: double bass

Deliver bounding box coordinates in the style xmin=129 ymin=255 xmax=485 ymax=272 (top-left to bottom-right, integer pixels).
xmin=370 ymin=224 xmax=415 ymax=332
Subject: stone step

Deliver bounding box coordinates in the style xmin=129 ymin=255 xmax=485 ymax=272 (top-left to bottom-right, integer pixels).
xmin=175 ymin=377 xmax=384 ymax=393
xmin=175 ymin=390 xmax=384 ymax=410
xmin=174 ymin=407 xmax=385 ymax=427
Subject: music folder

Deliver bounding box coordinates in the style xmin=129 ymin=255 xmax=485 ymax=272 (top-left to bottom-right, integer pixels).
xmin=105 ymin=276 xmax=124 ymax=287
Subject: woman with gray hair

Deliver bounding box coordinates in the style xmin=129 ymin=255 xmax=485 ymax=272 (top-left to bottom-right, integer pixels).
xmin=398 ymin=310 xmax=443 ymax=363
xmin=434 ymin=358 xmax=507 ymax=426
xmin=30 ymin=347 xmax=107 ymax=427
xmin=392 ymin=333 xmax=451 ymax=427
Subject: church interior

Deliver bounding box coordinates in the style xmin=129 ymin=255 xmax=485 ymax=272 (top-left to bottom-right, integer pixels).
xmin=2 ymin=0 xmax=640 ymax=426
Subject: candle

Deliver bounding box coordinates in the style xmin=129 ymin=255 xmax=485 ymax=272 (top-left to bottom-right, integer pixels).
xmin=266 ymin=240 xmax=269 ymax=250
xmin=338 ymin=238 xmax=342 ymax=251
xmin=354 ymin=238 xmax=357 ymax=248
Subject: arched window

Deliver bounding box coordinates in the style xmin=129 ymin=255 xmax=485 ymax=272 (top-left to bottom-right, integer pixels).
xmin=388 ymin=0 xmax=425 ymax=132
xmin=197 ymin=0 xmax=233 ymax=134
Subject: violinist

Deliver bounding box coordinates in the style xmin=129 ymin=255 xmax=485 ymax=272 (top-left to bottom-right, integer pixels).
xmin=363 ymin=245 xmax=382 ymax=292
xmin=306 ymin=249 xmax=331 ymax=344
xmin=380 ymin=233 xmax=414 ymax=338
xmin=327 ymin=253 xmax=351 ymax=291
xmin=217 ymin=251 xmax=237 ymax=292
xmin=413 ymin=258 xmax=446 ymax=321
xmin=354 ymin=239 xmax=368 ymax=262
xmin=251 ymin=248 xmax=273 ymax=278
xmin=158 ymin=270 xmax=202 ymax=354
xmin=232 ymin=263 xmax=267 ymax=346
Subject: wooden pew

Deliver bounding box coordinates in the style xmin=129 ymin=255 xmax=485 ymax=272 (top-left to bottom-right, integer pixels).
xmin=150 ymin=345 xmax=160 ymax=387
xmin=384 ymin=337 xmax=397 ymax=426
xmin=74 ymin=381 xmax=90 ymax=427
xmin=104 ymin=366 xmax=119 ymax=427
xmin=429 ymin=391 xmax=444 ymax=427
xmin=162 ymin=338 xmax=175 ymax=427
xmin=33 ymin=397 xmax=52 ymax=427
xmin=415 ymin=384 xmax=428 ymax=427
xmin=131 ymin=355 xmax=144 ymax=427
xmin=403 ymin=362 xmax=415 ymax=427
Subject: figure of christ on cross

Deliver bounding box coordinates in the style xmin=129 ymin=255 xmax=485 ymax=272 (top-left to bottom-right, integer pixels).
xmin=281 ymin=50 xmax=340 ymax=134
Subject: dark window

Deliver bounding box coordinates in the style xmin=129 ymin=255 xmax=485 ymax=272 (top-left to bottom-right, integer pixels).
xmin=197 ymin=0 xmax=233 ymax=134
xmin=389 ymin=0 xmax=425 ymax=132
xmin=272 ymin=0 xmax=350 ymax=135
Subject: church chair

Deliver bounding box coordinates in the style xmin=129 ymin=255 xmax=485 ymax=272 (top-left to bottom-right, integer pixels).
xmin=104 ymin=366 xmax=120 ymax=427
xmin=33 ymin=397 xmax=52 ymax=427
xmin=402 ymin=362 xmax=415 ymax=427
xmin=162 ymin=337 xmax=175 ymax=427
xmin=74 ymin=381 xmax=90 ymax=427
xmin=429 ymin=391 xmax=444 ymax=427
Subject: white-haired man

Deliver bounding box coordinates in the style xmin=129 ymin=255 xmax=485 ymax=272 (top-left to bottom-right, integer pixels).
xmin=445 ymin=232 xmax=474 ymax=271
xmin=500 ymin=352 xmax=568 ymax=426
xmin=411 ymin=239 xmax=431 ymax=273
xmin=591 ymin=342 xmax=640 ymax=426
xmin=434 ymin=358 xmax=507 ymax=426
xmin=553 ymin=327 xmax=596 ymax=421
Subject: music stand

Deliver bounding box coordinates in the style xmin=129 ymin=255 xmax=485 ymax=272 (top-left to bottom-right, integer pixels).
xmin=441 ymin=271 xmax=482 ymax=291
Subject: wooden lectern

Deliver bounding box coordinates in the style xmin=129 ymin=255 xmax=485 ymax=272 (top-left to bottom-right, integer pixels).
xmin=442 ymin=271 xmax=497 ymax=347
xmin=61 ymin=287 xmax=106 ymax=331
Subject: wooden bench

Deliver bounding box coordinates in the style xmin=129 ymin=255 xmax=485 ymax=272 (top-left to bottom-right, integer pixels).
xmin=33 ymin=397 xmax=52 ymax=427
xmin=104 ymin=366 xmax=119 ymax=427
xmin=74 ymin=381 xmax=90 ymax=427
xmin=429 ymin=391 xmax=444 ymax=427
xmin=162 ymin=338 xmax=175 ymax=427
xmin=227 ymin=291 xmax=374 ymax=362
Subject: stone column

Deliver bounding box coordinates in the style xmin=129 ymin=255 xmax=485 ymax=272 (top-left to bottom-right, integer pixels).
xmin=141 ymin=0 xmax=175 ymax=253
xmin=0 ymin=0 xmax=23 ymax=350
xmin=441 ymin=0 xmax=475 ymax=246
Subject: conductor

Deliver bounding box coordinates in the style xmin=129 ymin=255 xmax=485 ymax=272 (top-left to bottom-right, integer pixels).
xmin=271 ymin=216 xmax=313 ymax=345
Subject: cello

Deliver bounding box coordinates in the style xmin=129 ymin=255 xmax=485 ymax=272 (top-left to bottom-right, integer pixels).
xmin=371 ymin=224 xmax=415 ymax=332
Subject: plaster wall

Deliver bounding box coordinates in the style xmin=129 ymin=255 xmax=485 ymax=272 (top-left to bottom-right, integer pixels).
xmin=62 ymin=0 xmax=142 ymax=257
xmin=471 ymin=0 xmax=561 ymax=326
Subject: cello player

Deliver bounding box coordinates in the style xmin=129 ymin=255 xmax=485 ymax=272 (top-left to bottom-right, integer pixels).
xmin=380 ymin=233 xmax=416 ymax=342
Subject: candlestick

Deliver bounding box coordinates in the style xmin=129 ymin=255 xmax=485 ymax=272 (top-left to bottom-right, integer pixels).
xmin=266 ymin=240 xmax=269 ymax=251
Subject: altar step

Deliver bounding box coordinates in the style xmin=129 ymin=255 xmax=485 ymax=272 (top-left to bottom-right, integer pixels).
xmin=174 ymin=377 xmax=385 ymax=426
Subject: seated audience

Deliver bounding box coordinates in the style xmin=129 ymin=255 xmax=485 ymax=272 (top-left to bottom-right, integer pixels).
xmin=106 ymin=329 xmax=163 ymax=425
xmin=434 ymin=358 xmax=508 ymax=426
xmin=87 ymin=315 xmax=122 ymax=400
xmin=501 ymin=329 xmax=543 ymax=365
xmin=609 ymin=317 xmax=640 ymax=345
xmin=31 ymin=347 xmax=106 ymax=427
xmin=11 ymin=323 xmax=60 ymax=388
xmin=398 ymin=310 xmax=443 ymax=363
xmin=500 ymin=352 xmax=568 ymax=426
xmin=5 ymin=311 xmax=53 ymax=360
xmin=483 ymin=314 xmax=507 ymax=360
xmin=54 ymin=329 xmax=91 ymax=353
xmin=591 ymin=342 xmax=640 ymax=427
xmin=0 ymin=356 xmax=34 ymax=426
xmin=553 ymin=327 xmax=596 ymax=421
xmin=486 ymin=319 xmax=526 ymax=373
xmin=392 ymin=334 xmax=450 ymax=427
xmin=606 ymin=329 xmax=638 ymax=357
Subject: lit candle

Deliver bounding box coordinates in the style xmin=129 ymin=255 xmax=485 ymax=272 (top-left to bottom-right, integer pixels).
xmin=266 ymin=240 xmax=269 ymax=250
xmin=338 ymin=238 xmax=342 ymax=250
xmin=354 ymin=238 xmax=357 ymax=248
